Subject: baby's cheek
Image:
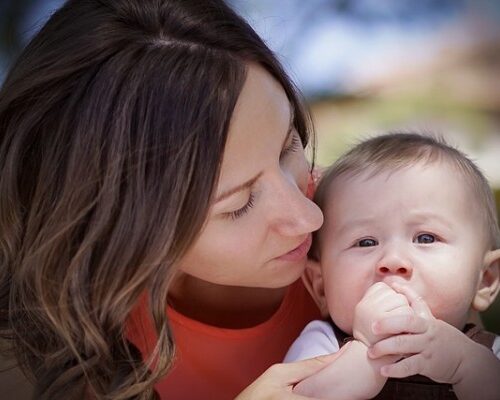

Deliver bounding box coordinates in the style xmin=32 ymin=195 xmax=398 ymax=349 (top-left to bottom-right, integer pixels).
xmin=326 ymin=292 xmax=357 ymax=334
xmin=427 ymin=290 xmax=473 ymax=328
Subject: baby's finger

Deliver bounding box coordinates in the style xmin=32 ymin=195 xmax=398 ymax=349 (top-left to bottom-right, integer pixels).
xmin=380 ymin=354 xmax=425 ymax=378
xmin=363 ymin=281 xmax=392 ymax=298
xmin=368 ymin=333 xmax=427 ymax=359
xmin=387 ymin=305 xmax=414 ymax=316
xmin=384 ymin=300 xmax=415 ymax=316
xmin=365 ymin=286 xmax=408 ymax=311
xmin=372 ymin=313 xmax=428 ymax=336
xmin=390 ymin=283 xmax=432 ymax=319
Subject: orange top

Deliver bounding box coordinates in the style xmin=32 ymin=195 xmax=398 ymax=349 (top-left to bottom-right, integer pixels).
xmin=127 ymin=278 xmax=320 ymax=400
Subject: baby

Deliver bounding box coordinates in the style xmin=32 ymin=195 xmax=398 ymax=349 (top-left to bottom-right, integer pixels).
xmin=286 ymin=133 xmax=500 ymax=399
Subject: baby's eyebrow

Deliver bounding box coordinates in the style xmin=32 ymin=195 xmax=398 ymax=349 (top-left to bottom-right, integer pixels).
xmin=215 ymin=172 xmax=263 ymax=203
xmin=335 ymin=217 xmax=376 ymax=234
xmin=407 ymin=211 xmax=453 ymax=228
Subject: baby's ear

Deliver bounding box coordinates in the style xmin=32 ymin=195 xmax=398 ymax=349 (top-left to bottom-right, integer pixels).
xmin=472 ymin=249 xmax=500 ymax=312
xmin=302 ymin=259 xmax=329 ymax=317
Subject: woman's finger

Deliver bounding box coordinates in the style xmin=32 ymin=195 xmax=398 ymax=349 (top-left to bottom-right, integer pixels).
xmin=278 ymin=353 xmax=341 ymax=384
xmin=235 ymin=354 xmax=341 ymax=400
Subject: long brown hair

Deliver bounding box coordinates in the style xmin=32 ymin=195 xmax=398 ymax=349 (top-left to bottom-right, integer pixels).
xmin=0 ymin=0 xmax=313 ymax=398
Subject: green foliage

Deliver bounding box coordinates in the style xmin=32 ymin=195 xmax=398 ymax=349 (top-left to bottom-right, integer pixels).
xmin=483 ymin=189 xmax=500 ymax=333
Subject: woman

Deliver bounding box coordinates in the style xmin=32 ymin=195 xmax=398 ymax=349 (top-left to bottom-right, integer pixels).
xmin=0 ymin=0 xmax=333 ymax=398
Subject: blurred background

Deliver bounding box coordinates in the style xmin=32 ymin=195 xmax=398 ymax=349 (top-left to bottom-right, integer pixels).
xmin=1 ymin=0 xmax=499 ymax=332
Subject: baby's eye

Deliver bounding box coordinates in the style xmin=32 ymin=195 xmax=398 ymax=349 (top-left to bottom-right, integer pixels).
xmin=357 ymin=238 xmax=378 ymax=247
xmin=414 ymin=233 xmax=436 ymax=244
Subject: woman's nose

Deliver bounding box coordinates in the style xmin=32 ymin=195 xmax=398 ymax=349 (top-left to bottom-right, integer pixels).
xmin=270 ymin=174 xmax=323 ymax=237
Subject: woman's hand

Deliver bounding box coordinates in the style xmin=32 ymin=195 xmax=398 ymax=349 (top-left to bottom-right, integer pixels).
xmin=294 ymin=339 xmax=398 ymax=400
xmin=235 ymin=353 xmax=338 ymax=400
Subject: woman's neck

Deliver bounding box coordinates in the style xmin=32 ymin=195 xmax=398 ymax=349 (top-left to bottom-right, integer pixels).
xmin=168 ymin=273 xmax=288 ymax=329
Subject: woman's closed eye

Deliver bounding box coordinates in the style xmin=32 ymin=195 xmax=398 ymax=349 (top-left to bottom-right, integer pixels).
xmin=222 ymin=126 xmax=301 ymax=221
xmin=224 ymin=192 xmax=256 ymax=220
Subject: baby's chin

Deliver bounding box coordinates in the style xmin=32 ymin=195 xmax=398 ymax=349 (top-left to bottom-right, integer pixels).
xmin=331 ymin=317 xmax=353 ymax=336
xmin=436 ymin=313 xmax=475 ymax=332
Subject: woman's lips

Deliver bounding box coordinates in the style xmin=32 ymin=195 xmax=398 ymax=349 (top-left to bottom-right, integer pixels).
xmin=276 ymin=234 xmax=312 ymax=262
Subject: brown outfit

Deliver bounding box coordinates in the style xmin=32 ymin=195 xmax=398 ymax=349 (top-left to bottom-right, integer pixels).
xmin=334 ymin=324 xmax=497 ymax=400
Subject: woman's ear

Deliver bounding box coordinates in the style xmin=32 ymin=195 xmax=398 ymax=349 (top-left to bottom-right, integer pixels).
xmin=302 ymin=259 xmax=329 ymax=317
xmin=472 ymin=249 xmax=500 ymax=312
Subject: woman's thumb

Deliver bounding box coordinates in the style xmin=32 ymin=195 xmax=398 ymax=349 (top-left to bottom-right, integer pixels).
xmin=279 ymin=352 xmax=340 ymax=384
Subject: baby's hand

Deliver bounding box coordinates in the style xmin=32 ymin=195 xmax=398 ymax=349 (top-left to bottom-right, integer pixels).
xmin=367 ymin=283 xmax=469 ymax=384
xmin=353 ymin=282 xmax=414 ymax=346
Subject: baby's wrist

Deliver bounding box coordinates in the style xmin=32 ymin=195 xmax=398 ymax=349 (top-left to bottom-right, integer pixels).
xmin=452 ymin=337 xmax=488 ymax=386
xmin=352 ymin=328 xmax=376 ymax=347
xmin=345 ymin=337 xmax=369 ymax=350
xmin=343 ymin=339 xmax=396 ymax=398
xmin=454 ymin=339 xmax=500 ymax=400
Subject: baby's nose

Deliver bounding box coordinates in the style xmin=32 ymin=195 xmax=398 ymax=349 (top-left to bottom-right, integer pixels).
xmin=376 ymin=252 xmax=413 ymax=277
xmin=377 ymin=264 xmax=412 ymax=276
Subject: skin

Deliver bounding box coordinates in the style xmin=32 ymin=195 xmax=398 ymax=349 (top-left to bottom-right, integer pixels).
xmin=236 ymin=353 xmax=341 ymax=400
xmin=368 ymin=282 xmax=500 ymax=400
xmin=297 ymin=161 xmax=500 ymax=399
xmin=0 ymin=64 xmax=331 ymax=400
xmin=169 ymin=64 xmax=324 ymax=326
xmin=167 ymin=63 xmax=332 ymax=398
xmin=319 ymin=162 xmax=492 ymax=334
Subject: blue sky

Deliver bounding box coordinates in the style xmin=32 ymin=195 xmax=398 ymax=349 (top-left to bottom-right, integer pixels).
xmin=2 ymin=0 xmax=499 ymax=96
xmin=230 ymin=0 xmax=499 ymax=96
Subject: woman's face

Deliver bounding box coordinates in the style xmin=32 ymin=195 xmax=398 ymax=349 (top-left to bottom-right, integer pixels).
xmin=176 ymin=64 xmax=323 ymax=288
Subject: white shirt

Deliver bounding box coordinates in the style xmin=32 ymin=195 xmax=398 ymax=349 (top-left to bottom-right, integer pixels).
xmin=285 ymin=320 xmax=500 ymax=362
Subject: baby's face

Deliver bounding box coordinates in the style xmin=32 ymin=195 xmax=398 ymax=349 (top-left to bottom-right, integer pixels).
xmin=319 ymin=162 xmax=489 ymax=334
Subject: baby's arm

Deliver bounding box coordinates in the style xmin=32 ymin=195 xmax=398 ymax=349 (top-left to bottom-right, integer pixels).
xmin=293 ymin=339 xmax=395 ymax=400
xmin=287 ymin=321 xmax=393 ymax=400
xmin=452 ymin=337 xmax=500 ymax=400
xmin=368 ymin=283 xmax=500 ymax=400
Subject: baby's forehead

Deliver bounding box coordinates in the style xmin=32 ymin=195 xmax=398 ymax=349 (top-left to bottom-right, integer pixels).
xmin=326 ymin=159 xmax=467 ymax=195
xmin=336 ymin=158 xmax=455 ymax=182
xmin=320 ymin=160 xmax=489 ymax=237
xmin=346 ymin=159 xmax=477 ymax=199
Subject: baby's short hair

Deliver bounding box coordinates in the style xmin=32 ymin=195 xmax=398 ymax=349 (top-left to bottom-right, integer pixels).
xmin=311 ymin=132 xmax=500 ymax=259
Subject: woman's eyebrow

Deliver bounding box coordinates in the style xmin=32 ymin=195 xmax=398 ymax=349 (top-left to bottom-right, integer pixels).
xmin=215 ymin=172 xmax=263 ymax=203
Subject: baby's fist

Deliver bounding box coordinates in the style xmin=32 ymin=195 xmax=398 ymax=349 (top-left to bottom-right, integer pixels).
xmin=353 ymin=282 xmax=413 ymax=346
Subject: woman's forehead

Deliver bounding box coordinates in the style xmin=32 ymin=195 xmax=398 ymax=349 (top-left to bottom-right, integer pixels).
xmin=216 ymin=64 xmax=292 ymax=194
